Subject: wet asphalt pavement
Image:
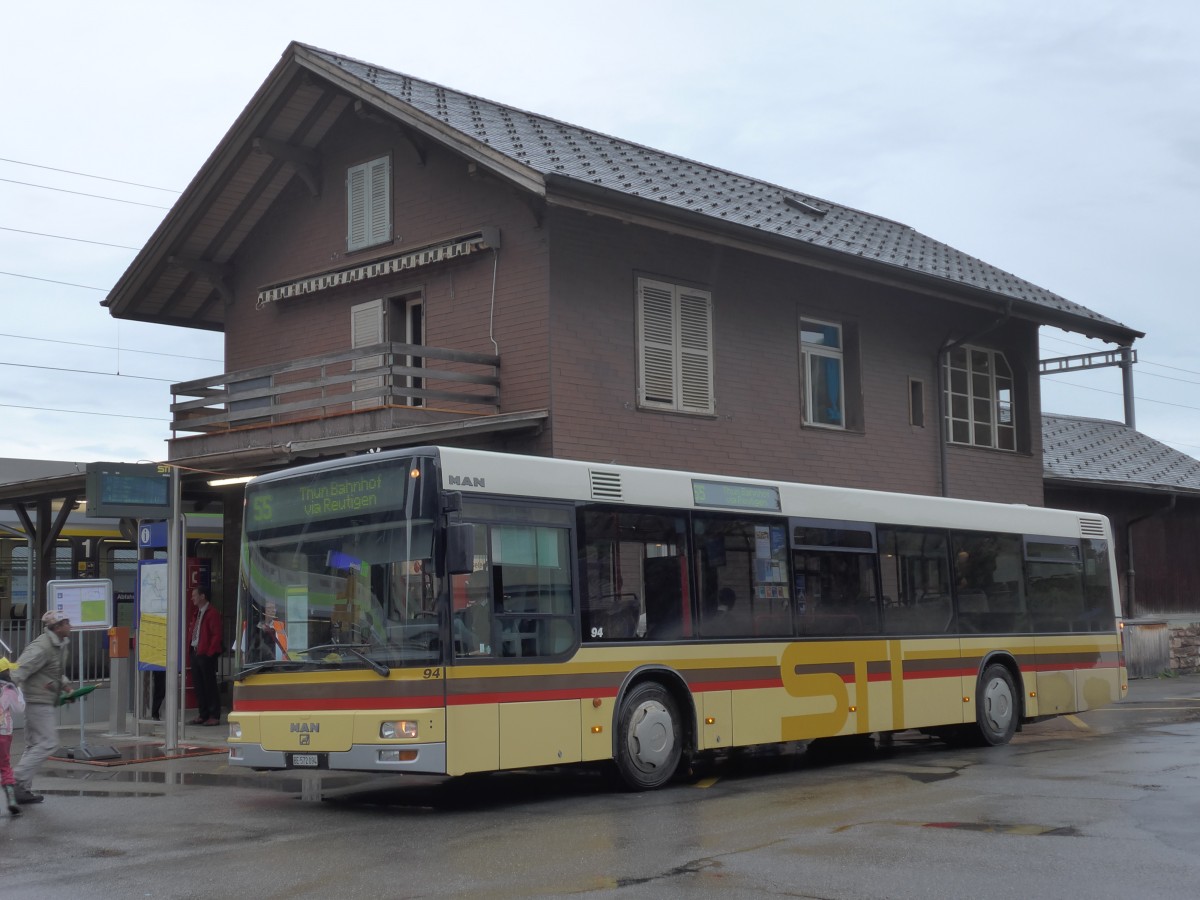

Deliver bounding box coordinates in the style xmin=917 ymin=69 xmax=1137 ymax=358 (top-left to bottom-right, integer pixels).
xmin=3 ymin=674 xmax=1200 ymax=899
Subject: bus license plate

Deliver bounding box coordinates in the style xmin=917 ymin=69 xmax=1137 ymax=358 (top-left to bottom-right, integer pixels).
xmin=291 ymin=753 xmax=320 ymax=768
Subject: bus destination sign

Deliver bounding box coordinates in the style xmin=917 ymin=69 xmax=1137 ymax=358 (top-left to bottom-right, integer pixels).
xmin=248 ymin=466 xmax=410 ymax=530
xmin=692 ymin=479 xmax=781 ymax=512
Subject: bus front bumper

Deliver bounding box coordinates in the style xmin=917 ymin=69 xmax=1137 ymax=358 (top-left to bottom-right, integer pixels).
xmin=228 ymin=741 xmax=447 ymax=774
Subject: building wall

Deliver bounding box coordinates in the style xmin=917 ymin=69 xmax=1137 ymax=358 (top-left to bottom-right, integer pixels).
xmin=198 ymin=108 xmax=1046 ymax=505
xmin=546 ymin=208 xmax=1045 ymax=502
xmin=223 ymin=110 xmax=553 ymax=422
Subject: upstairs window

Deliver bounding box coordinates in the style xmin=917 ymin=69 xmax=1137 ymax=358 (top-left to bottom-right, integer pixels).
xmin=636 ymin=277 xmax=713 ymax=415
xmin=346 ymin=156 xmax=392 ymax=252
xmin=800 ymin=318 xmax=844 ymax=428
xmin=945 ymin=346 xmax=1015 ymax=450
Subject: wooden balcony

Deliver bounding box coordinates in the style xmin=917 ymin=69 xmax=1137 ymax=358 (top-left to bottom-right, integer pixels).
xmin=170 ymin=341 xmax=500 ymax=436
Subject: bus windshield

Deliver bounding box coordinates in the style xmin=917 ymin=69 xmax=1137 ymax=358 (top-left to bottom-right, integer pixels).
xmin=237 ymin=456 xmax=443 ymax=670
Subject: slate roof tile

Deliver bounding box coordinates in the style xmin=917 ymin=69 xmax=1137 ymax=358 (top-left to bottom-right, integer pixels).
xmin=1042 ymin=414 xmax=1200 ymax=493
xmin=310 ymin=45 xmax=1135 ymax=337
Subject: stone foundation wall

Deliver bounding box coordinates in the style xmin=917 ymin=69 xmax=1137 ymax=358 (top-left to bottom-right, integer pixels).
xmin=1170 ymin=623 xmax=1200 ymax=675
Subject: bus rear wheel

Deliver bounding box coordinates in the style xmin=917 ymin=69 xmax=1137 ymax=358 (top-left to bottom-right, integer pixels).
xmin=613 ymin=682 xmax=682 ymax=791
xmin=974 ymin=663 xmax=1018 ymax=746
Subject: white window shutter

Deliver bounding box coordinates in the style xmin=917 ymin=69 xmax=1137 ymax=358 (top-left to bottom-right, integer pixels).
xmin=678 ymin=289 xmax=713 ymax=413
xmin=351 ymin=298 xmax=386 ymax=410
xmin=367 ymin=156 xmax=392 ymax=246
xmin=347 ymin=163 xmax=369 ymax=251
xmin=638 ymin=279 xmax=678 ymax=408
xmin=346 ymin=156 xmax=391 ymax=251
xmin=637 ymin=278 xmax=713 ymax=413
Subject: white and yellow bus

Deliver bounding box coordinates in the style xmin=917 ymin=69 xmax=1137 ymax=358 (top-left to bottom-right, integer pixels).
xmin=227 ymin=446 xmax=1127 ymax=789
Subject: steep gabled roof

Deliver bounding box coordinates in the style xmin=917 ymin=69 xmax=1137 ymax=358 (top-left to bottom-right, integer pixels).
xmin=1042 ymin=413 xmax=1200 ymax=494
xmin=104 ymin=42 xmax=1141 ymax=344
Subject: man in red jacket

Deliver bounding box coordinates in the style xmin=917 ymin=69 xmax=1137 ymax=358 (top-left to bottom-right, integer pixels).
xmin=187 ymin=587 xmax=223 ymax=726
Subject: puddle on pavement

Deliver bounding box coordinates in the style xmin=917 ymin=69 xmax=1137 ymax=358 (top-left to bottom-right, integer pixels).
xmin=923 ymin=821 xmax=1081 ymax=836
xmin=42 ymin=764 xmax=374 ymax=793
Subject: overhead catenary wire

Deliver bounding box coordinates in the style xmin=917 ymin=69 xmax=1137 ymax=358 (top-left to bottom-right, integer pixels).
xmin=0 ymin=156 xmax=180 ymax=193
xmin=0 ymin=176 xmax=173 ymax=209
xmin=0 ymin=225 xmax=141 ymax=251
xmin=0 ymin=361 xmax=178 ymax=383
xmin=1047 ymin=377 xmax=1200 ymax=413
xmin=0 ymin=331 xmax=221 ymax=363
xmin=0 ymin=270 xmax=107 ymax=290
xmin=0 ymin=402 xmax=166 ymax=422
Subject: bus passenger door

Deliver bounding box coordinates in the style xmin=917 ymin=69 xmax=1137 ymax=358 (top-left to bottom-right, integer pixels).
xmin=445 ymin=555 xmax=500 ymax=776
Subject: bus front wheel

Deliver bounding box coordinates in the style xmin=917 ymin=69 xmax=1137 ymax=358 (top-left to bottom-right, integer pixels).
xmin=614 ymin=682 xmax=682 ymax=791
xmin=974 ymin=664 xmax=1018 ymax=746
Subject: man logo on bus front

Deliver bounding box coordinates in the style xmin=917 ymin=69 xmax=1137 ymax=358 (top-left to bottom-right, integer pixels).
xmin=448 ymin=475 xmax=485 ymax=487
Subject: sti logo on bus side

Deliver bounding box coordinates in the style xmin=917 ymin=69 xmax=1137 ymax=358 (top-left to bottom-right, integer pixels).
xmin=448 ymin=475 xmax=485 ymax=487
xmin=290 ymin=723 xmax=319 ymax=733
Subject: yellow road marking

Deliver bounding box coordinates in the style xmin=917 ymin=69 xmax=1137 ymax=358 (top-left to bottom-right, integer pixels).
xmin=693 ymin=777 xmax=720 ymax=789
xmin=1064 ymin=714 xmax=1090 ymax=731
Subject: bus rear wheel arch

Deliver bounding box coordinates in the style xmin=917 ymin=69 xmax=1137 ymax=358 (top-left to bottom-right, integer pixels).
xmin=612 ymin=681 xmax=684 ymax=791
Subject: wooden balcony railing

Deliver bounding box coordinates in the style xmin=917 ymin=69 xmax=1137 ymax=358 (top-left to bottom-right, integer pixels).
xmin=170 ymin=342 xmax=500 ymax=435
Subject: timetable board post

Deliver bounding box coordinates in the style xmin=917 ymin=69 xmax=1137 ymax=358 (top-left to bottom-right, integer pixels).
xmin=45 ymin=579 xmax=121 ymax=761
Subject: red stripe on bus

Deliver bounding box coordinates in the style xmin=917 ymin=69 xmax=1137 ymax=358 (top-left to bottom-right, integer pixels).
xmin=904 ymin=667 xmax=976 ymax=680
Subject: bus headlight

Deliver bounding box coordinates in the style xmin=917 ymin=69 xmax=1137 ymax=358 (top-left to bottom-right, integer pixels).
xmin=228 ymin=722 xmax=242 ymax=740
xmin=380 ymin=720 xmax=418 ymax=739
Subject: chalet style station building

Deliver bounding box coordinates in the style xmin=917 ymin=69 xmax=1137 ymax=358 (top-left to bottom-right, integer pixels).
xmin=103 ymin=41 xmax=1141 ymax=511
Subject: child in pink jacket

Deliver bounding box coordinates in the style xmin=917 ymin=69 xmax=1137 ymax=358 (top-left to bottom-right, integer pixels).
xmin=1 ymin=659 xmax=25 ymax=815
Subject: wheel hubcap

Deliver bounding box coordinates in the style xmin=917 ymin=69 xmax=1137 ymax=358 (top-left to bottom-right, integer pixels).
xmin=628 ymin=700 xmax=674 ymax=771
xmin=982 ymin=677 xmax=1013 ymax=732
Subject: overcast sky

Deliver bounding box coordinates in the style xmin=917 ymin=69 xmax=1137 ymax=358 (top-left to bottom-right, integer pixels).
xmin=3 ymin=0 xmax=1198 ymax=465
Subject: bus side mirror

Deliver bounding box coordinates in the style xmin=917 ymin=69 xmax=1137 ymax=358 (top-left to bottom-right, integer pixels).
xmin=444 ymin=523 xmax=475 ymax=575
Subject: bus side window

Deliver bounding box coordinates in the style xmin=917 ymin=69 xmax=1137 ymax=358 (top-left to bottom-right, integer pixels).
xmin=694 ymin=515 xmax=791 ymax=639
xmin=577 ymin=507 xmax=686 ymax=642
xmin=879 ymin=527 xmax=953 ymax=635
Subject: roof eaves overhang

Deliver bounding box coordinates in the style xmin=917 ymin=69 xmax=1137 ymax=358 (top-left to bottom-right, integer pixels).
xmin=285 ymin=408 xmax=549 ymax=460
xmin=1043 ymin=476 xmax=1200 ymax=498
xmin=0 ymin=473 xmax=87 ymax=506
xmin=544 ymin=173 xmax=1143 ymax=346
xmin=104 ymin=46 xmax=313 ymax=326
xmin=166 ymin=410 xmax=549 ymax=472
xmin=292 ymin=45 xmax=547 ymax=199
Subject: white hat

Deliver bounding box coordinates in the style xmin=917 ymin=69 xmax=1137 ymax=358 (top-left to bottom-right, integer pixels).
xmin=42 ymin=609 xmax=70 ymax=627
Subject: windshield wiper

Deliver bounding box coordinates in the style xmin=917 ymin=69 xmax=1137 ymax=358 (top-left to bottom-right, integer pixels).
xmin=303 ymin=643 xmax=391 ymax=677
xmin=233 ymin=659 xmax=309 ymax=681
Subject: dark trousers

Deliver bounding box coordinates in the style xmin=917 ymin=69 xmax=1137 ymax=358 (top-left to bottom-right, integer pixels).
xmin=151 ymin=671 xmax=165 ymax=719
xmin=190 ymin=653 xmax=220 ymax=721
